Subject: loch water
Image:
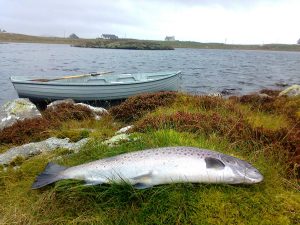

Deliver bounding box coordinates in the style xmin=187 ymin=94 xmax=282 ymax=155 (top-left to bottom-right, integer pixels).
xmin=0 ymin=42 xmax=300 ymax=105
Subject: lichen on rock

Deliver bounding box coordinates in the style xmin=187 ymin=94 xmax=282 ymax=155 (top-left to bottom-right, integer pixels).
xmin=0 ymin=98 xmax=41 ymax=130
xmin=279 ymin=84 xmax=300 ymax=97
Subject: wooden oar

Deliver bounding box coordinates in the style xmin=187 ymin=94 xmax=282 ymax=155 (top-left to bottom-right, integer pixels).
xmin=30 ymin=71 xmax=114 ymax=82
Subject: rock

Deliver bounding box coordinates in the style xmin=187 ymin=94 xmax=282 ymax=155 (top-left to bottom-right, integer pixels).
xmin=46 ymin=100 xmax=108 ymax=120
xmin=220 ymin=88 xmax=237 ymax=95
xmin=279 ymin=85 xmax=300 ymax=97
xmin=115 ymin=125 xmax=133 ymax=134
xmin=275 ymin=82 xmax=289 ymax=87
xmin=0 ymin=137 xmax=89 ymax=166
xmin=46 ymin=99 xmax=75 ymax=109
xmin=258 ymin=93 xmax=271 ymax=99
xmin=0 ymin=98 xmax=41 ymax=131
xmin=75 ymin=103 xmax=108 ymax=119
xmin=208 ymin=93 xmax=222 ymax=97
xmin=102 ymin=134 xmax=130 ymax=146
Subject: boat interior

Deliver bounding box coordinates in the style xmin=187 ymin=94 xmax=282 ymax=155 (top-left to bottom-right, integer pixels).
xmin=51 ymin=72 xmax=175 ymax=84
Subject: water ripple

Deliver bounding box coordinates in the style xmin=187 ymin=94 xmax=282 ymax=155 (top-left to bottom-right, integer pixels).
xmin=1 ymin=43 xmax=300 ymax=105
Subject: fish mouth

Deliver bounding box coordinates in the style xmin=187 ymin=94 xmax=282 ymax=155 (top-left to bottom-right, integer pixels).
xmin=234 ymin=169 xmax=264 ymax=184
xmin=245 ymin=174 xmax=264 ymax=184
xmin=243 ymin=171 xmax=264 ymax=184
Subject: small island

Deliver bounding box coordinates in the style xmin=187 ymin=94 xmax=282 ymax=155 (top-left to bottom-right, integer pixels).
xmin=73 ymin=38 xmax=174 ymax=50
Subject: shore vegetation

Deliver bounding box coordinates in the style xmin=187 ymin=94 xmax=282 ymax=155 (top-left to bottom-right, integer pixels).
xmin=0 ymin=91 xmax=299 ymax=224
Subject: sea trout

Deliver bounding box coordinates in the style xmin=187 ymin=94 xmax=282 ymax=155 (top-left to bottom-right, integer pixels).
xmin=32 ymin=146 xmax=263 ymax=189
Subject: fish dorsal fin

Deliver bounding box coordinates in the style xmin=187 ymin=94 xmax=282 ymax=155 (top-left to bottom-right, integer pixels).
xmin=131 ymin=171 xmax=154 ymax=189
xmin=205 ymin=157 xmax=225 ymax=170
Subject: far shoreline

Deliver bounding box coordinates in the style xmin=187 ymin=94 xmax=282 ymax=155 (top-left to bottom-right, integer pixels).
xmin=1 ymin=32 xmax=300 ymax=52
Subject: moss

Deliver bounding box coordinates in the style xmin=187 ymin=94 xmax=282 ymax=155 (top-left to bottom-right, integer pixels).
xmin=246 ymin=111 xmax=289 ymax=130
xmin=9 ymin=156 xmax=25 ymax=167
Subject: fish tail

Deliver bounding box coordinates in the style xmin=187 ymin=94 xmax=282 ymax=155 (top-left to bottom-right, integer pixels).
xmin=31 ymin=162 xmax=67 ymax=189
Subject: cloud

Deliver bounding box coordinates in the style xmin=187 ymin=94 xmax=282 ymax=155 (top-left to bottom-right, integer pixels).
xmin=0 ymin=0 xmax=299 ymax=43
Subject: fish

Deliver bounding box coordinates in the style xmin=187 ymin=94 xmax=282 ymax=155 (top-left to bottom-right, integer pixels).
xmin=31 ymin=146 xmax=263 ymax=189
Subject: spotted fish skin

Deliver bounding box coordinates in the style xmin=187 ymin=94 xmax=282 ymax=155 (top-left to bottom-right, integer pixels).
xmin=31 ymin=147 xmax=264 ymax=189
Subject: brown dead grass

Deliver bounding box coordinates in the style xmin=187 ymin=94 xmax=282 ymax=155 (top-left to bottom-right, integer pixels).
xmin=0 ymin=103 xmax=96 ymax=145
xmin=109 ymin=92 xmax=178 ymax=122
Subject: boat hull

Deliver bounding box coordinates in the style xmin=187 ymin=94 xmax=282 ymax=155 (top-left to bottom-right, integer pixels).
xmin=11 ymin=72 xmax=181 ymax=101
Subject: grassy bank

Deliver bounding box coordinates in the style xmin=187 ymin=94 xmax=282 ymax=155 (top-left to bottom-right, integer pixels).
xmin=0 ymin=32 xmax=88 ymax=45
xmin=0 ymin=91 xmax=299 ymax=224
xmin=2 ymin=32 xmax=300 ymax=51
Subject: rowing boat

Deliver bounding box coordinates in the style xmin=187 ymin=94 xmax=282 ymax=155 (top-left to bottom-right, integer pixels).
xmin=10 ymin=71 xmax=181 ymax=101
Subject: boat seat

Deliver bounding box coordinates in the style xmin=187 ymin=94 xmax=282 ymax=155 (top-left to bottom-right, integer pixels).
xmin=116 ymin=77 xmax=136 ymax=82
xmin=86 ymin=78 xmax=108 ymax=84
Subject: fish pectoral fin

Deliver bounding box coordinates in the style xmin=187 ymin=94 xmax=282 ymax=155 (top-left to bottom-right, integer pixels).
xmin=133 ymin=182 xmax=154 ymax=189
xmin=131 ymin=171 xmax=153 ymax=183
xmin=131 ymin=171 xmax=154 ymax=189
xmin=205 ymin=157 xmax=225 ymax=170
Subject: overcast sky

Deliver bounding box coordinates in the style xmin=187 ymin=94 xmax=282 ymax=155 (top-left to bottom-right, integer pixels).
xmin=0 ymin=0 xmax=299 ymax=44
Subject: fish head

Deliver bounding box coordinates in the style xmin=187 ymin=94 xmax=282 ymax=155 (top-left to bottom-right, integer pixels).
xmin=219 ymin=154 xmax=264 ymax=184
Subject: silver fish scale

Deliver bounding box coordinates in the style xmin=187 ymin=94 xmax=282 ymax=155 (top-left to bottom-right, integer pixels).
xmin=77 ymin=146 xmax=219 ymax=167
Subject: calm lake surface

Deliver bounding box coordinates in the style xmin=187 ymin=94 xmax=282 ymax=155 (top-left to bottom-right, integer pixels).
xmin=0 ymin=43 xmax=300 ymax=105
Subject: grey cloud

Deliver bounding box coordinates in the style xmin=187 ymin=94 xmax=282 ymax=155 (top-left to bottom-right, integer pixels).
xmin=0 ymin=0 xmax=147 ymax=37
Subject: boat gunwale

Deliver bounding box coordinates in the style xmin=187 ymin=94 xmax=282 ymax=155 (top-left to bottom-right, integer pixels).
xmin=10 ymin=71 xmax=181 ymax=87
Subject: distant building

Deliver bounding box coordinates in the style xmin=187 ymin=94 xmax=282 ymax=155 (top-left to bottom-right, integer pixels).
xmin=297 ymin=39 xmax=300 ymax=45
xmin=101 ymin=34 xmax=118 ymax=39
xmin=69 ymin=33 xmax=79 ymax=39
xmin=165 ymin=36 xmax=175 ymax=41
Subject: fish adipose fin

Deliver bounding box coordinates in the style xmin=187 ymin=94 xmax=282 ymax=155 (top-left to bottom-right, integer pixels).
xmin=132 ymin=171 xmax=154 ymax=189
xmin=31 ymin=162 xmax=67 ymax=189
xmin=205 ymin=157 xmax=225 ymax=170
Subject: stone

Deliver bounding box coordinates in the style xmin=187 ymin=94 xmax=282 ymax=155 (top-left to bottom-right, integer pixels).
xmin=46 ymin=99 xmax=75 ymax=109
xmin=258 ymin=93 xmax=271 ymax=99
xmin=102 ymin=134 xmax=130 ymax=146
xmin=46 ymin=100 xmax=108 ymax=120
xmin=279 ymin=85 xmax=300 ymax=97
xmin=75 ymin=103 xmax=108 ymax=119
xmin=0 ymin=137 xmax=89 ymax=165
xmin=0 ymin=98 xmax=41 ymax=131
xmin=115 ymin=125 xmax=133 ymax=134
xmin=208 ymin=93 xmax=222 ymax=97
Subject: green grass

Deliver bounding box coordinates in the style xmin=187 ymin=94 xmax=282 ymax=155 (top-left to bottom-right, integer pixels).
xmin=0 ymin=92 xmax=299 ymax=224
xmin=1 ymin=130 xmax=299 ymax=224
